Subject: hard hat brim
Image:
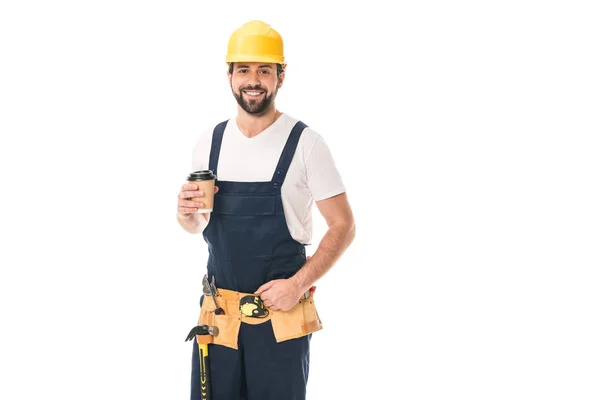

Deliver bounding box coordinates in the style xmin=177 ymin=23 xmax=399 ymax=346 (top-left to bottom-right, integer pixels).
xmin=225 ymin=54 xmax=285 ymax=65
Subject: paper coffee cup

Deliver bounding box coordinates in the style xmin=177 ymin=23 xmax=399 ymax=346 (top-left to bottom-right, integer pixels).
xmin=187 ymin=170 xmax=217 ymax=213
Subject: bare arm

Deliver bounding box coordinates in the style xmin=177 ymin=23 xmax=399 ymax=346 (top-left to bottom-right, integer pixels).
xmin=290 ymin=192 xmax=356 ymax=292
xmin=257 ymin=192 xmax=356 ymax=310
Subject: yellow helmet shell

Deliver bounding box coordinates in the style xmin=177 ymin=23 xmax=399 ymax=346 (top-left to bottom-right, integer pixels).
xmin=226 ymin=21 xmax=285 ymax=66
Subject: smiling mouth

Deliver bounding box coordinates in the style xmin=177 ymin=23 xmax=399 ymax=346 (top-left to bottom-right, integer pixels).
xmin=242 ymin=90 xmax=265 ymax=97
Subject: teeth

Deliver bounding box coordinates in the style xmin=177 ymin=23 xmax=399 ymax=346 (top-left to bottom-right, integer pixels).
xmin=244 ymin=91 xmax=263 ymax=96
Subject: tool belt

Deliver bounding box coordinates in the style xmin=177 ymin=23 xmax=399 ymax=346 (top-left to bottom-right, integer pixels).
xmin=196 ymin=288 xmax=322 ymax=350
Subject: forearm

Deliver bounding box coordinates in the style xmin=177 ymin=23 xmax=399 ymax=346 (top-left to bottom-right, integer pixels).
xmin=176 ymin=212 xmax=208 ymax=234
xmin=291 ymin=221 xmax=356 ymax=293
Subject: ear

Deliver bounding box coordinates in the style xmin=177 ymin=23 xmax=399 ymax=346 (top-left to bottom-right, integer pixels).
xmin=277 ymin=71 xmax=286 ymax=89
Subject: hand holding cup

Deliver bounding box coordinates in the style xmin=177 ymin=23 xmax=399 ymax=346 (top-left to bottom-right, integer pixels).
xmin=177 ymin=184 xmax=219 ymax=216
xmin=178 ymin=170 xmax=218 ymax=216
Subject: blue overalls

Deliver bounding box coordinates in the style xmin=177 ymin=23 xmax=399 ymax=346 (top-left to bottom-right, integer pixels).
xmin=191 ymin=120 xmax=311 ymax=400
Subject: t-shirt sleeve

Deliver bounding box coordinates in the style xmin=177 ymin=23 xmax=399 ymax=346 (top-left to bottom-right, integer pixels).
xmin=189 ymin=128 xmax=214 ymax=233
xmin=306 ymin=135 xmax=346 ymax=201
xmin=191 ymin=128 xmax=213 ymax=172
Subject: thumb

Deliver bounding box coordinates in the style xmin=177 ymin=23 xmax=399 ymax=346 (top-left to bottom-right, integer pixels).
xmin=255 ymin=280 xmax=274 ymax=295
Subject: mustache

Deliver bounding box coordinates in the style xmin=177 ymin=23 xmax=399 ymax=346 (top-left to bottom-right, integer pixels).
xmin=240 ymin=86 xmax=267 ymax=92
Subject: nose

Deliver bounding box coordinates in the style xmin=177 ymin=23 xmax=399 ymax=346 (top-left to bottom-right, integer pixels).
xmin=247 ymin=70 xmax=261 ymax=87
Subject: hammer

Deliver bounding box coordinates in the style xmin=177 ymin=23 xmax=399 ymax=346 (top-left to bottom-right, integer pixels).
xmin=185 ymin=325 xmax=219 ymax=400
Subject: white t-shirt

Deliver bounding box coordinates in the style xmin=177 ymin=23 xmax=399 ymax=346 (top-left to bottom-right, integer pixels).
xmin=191 ymin=113 xmax=346 ymax=244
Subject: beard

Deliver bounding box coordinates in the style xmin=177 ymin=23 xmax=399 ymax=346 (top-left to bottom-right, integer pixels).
xmin=232 ymin=85 xmax=278 ymax=115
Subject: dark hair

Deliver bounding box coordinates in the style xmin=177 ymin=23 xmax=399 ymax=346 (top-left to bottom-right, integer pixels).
xmin=228 ymin=63 xmax=285 ymax=77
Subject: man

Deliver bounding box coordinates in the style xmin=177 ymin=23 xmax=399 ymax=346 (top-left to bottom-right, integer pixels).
xmin=176 ymin=20 xmax=355 ymax=400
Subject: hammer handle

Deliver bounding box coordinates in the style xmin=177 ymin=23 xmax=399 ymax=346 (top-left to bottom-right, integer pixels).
xmin=198 ymin=343 xmax=211 ymax=400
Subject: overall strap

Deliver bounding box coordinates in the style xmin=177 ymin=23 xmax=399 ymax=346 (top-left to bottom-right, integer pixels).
xmin=208 ymin=120 xmax=228 ymax=177
xmin=271 ymin=121 xmax=308 ymax=189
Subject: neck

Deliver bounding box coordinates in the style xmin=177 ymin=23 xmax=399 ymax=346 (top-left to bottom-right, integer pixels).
xmin=236 ymin=107 xmax=282 ymax=138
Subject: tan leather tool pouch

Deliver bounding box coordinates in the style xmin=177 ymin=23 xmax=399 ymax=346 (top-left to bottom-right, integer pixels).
xmin=198 ymin=295 xmax=242 ymax=350
xmin=270 ymin=294 xmax=323 ymax=343
xmin=197 ymin=289 xmax=323 ymax=349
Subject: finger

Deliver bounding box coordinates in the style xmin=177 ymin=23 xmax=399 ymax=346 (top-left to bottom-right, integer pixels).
xmin=179 ymin=191 xmax=194 ymax=199
xmin=179 ymin=190 xmax=204 ymax=199
xmin=263 ymin=300 xmax=276 ymax=309
xmin=182 ymin=183 xmax=198 ymax=190
xmin=214 ymin=186 xmax=219 ymax=194
xmin=178 ymin=206 xmax=198 ymax=214
xmin=178 ymin=198 xmax=204 ymax=207
xmin=255 ymin=281 xmax=274 ymax=295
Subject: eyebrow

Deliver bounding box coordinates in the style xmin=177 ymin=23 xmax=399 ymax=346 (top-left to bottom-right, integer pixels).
xmin=236 ymin=64 xmax=273 ymax=69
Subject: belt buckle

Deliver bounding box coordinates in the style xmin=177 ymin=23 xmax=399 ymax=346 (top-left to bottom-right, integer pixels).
xmin=239 ymin=295 xmax=269 ymax=318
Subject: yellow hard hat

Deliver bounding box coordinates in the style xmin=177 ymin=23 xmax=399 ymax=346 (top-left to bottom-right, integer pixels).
xmin=226 ymin=20 xmax=285 ymax=66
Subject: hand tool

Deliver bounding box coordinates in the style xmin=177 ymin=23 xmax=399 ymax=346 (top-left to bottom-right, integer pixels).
xmin=202 ymin=274 xmax=225 ymax=315
xmin=185 ymin=324 xmax=219 ymax=400
xmin=303 ymin=285 xmax=316 ymax=299
xmin=185 ymin=325 xmax=219 ymax=341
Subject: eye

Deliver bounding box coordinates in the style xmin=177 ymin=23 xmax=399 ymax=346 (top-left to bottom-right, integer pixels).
xmin=259 ymin=69 xmax=271 ymax=75
xmin=237 ymin=69 xmax=248 ymax=74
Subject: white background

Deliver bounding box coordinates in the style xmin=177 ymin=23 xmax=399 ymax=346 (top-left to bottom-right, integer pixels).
xmin=1 ymin=1 xmax=599 ymax=399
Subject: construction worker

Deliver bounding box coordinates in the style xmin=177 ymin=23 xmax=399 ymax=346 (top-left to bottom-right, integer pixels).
xmin=176 ymin=20 xmax=356 ymax=399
